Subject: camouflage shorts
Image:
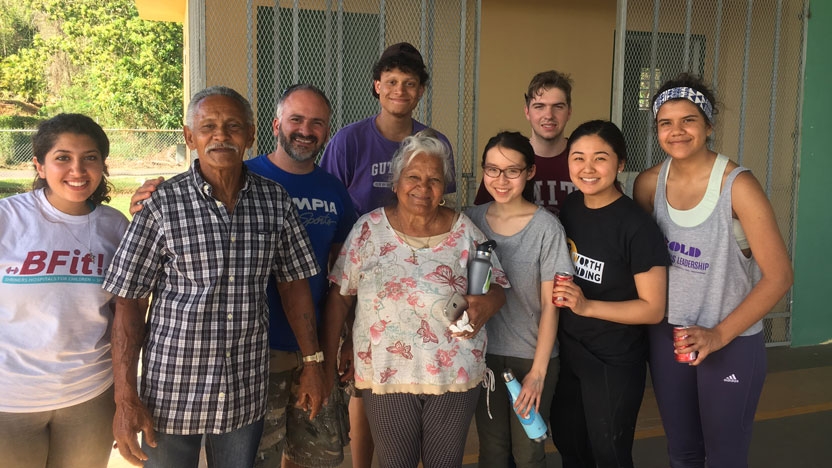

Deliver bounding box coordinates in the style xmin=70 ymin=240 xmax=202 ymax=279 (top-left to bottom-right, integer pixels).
xmin=255 ymin=350 xmax=349 ymax=468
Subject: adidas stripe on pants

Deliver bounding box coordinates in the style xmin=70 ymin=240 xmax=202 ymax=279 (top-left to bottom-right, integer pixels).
xmin=647 ymin=319 xmax=767 ymax=468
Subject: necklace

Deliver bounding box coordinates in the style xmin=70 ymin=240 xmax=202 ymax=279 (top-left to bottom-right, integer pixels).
xmin=398 ymin=230 xmax=432 ymax=264
xmin=42 ymin=204 xmax=96 ymax=265
xmin=61 ymin=212 xmax=96 ymax=265
xmin=389 ymin=207 xmax=439 ymax=264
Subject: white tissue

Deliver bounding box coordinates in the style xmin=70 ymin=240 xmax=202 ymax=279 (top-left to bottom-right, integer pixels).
xmin=449 ymin=311 xmax=475 ymax=333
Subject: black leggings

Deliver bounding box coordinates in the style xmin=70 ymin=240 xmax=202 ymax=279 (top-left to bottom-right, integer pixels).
xmin=647 ymin=320 xmax=766 ymax=468
xmin=550 ymin=342 xmax=646 ymax=468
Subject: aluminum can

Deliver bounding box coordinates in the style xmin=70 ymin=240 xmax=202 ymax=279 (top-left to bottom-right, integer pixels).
xmin=673 ymin=326 xmax=698 ymax=363
xmin=553 ymin=272 xmax=573 ymax=304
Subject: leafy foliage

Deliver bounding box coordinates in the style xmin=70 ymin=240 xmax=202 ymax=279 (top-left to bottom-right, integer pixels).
xmin=0 ymin=0 xmax=183 ymax=128
xmin=0 ymin=115 xmax=39 ymax=128
xmin=0 ymin=0 xmax=35 ymax=57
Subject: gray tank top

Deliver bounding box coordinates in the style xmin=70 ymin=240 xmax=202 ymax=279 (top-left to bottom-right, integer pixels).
xmin=654 ymin=158 xmax=762 ymax=335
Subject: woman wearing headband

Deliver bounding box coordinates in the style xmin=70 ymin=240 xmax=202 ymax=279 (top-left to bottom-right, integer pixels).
xmin=633 ymin=74 xmax=792 ymax=468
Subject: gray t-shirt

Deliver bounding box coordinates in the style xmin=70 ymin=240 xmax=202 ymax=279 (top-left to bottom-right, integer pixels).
xmin=654 ymin=158 xmax=762 ymax=335
xmin=466 ymin=204 xmax=573 ymax=359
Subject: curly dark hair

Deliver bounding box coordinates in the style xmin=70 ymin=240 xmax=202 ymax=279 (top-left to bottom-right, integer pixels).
xmin=651 ymin=72 xmax=719 ymax=124
xmin=371 ymin=42 xmax=430 ymax=98
xmin=32 ymin=113 xmax=113 ymax=205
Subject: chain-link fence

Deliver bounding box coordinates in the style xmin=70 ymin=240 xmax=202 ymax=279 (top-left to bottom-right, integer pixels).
xmin=201 ymin=0 xmax=480 ymax=208
xmin=190 ymin=0 xmax=801 ymax=346
xmin=614 ymin=0 xmax=807 ymax=346
xmin=0 ymin=129 xmax=187 ymax=172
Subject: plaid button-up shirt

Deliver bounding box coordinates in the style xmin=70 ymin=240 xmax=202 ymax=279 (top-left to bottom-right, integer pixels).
xmin=103 ymin=160 xmax=319 ymax=434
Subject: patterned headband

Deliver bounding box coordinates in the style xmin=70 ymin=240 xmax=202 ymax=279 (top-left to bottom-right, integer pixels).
xmin=652 ymin=86 xmax=714 ymax=122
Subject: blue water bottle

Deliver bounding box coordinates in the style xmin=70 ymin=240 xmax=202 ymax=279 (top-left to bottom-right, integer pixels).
xmin=502 ymin=368 xmax=548 ymax=442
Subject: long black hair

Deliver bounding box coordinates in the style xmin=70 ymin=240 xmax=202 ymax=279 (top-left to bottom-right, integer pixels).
xmin=32 ymin=113 xmax=112 ymax=205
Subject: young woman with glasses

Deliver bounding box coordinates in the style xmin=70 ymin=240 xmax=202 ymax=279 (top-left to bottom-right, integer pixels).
xmin=466 ymin=131 xmax=573 ymax=467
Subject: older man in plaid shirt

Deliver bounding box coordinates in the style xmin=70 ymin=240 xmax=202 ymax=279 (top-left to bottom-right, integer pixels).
xmin=103 ymin=86 xmax=326 ymax=468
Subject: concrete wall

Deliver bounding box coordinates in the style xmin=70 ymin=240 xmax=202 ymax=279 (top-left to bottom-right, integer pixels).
xmin=792 ymin=0 xmax=832 ymax=346
xmin=477 ymin=0 xmax=617 ymax=152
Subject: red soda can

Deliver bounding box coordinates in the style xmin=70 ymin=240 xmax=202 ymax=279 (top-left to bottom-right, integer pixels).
xmin=553 ymin=272 xmax=573 ymax=304
xmin=673 ymin=326 xmax=698 ymax=363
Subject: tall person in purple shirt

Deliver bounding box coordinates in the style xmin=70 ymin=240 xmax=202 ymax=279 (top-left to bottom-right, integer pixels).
xmin=319 ymin=42 xmax=456 ymax=216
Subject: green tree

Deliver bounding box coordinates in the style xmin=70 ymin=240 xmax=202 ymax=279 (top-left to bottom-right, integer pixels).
xmin=0 ymin=0 xmax=43 ymax=102
xmin=0 ymin=0 xmax=35 ymax=57
xmin=0 ymin=0 xmax=183 ymax=128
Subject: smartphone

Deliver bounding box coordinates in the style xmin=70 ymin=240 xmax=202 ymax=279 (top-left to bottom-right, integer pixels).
xmin=443 ymin=292 xmax=468 ymax=321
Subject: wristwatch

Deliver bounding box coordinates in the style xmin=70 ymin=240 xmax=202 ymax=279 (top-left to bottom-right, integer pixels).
xmin=302 ymin=351 xmax=325 ymax=364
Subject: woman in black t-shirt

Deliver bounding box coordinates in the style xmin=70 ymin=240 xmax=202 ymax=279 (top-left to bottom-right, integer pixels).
xmin=549 ymin=120 xmax=669 ymax=468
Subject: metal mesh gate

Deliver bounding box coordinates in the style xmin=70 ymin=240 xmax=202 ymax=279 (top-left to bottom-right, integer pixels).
xmin=613 ymin=0 xmax=808 ymax=346
xmin=200 ymin=0 xmax=480 ymax=208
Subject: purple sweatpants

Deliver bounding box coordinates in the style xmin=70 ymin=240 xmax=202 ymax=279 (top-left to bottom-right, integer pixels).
xmin=648 ymin=320 xmax=767 ymax=468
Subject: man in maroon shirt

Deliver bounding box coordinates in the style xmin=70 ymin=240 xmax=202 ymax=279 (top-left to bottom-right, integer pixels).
xmin=474 ymin=70 xmax=577 ymax=216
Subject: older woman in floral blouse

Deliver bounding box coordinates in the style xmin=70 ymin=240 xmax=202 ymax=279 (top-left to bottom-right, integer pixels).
xmin=321 ymin=130 xmax=508 ymax=468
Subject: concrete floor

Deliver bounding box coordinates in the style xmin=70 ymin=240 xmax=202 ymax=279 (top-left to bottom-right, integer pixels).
xmin=107 ymin=344 xmax=832 ymax=467
xmin=532 ymin=344 xmax=832 ymax=468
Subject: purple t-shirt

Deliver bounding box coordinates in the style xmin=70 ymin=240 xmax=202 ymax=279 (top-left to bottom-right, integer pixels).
xmin=319 ymin=115 xmax=456 ymax=215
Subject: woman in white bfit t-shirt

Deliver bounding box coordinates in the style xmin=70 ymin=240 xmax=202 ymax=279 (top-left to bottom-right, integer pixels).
xmin=0 ymin=114 xmax=129 ymax=468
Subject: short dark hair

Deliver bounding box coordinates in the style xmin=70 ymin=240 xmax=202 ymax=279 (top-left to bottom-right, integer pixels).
xmin=371 ymin=42 xmax=430 ymax=98
xmin=525 ymin=70 xmax=573 ymax=107
xmin=276 ymin=84 xmax=332 ymax=120
xmin=651 ymin=72 xmax=719 ymax=124
xmin=481 ymin=131 xmax=536 ymax=202
xmin=32 ymin=113 xmax=112 ymax=205
xmin=566 ymin=120 xmax=627 ymax=193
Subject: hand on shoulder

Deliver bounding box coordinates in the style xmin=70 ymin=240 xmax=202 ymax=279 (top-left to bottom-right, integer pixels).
xmin=129 ymin=176 xmax=165 ymax=216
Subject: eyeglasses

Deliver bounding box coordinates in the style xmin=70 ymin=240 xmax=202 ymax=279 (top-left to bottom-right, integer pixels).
xmin=482 ymin=165 xmax=528 ymax=179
